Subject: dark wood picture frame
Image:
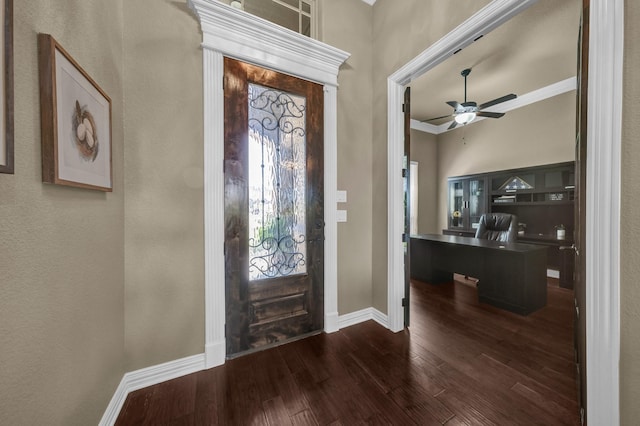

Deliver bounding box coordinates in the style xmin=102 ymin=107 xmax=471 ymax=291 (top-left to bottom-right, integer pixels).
xmin=38 ymin=33 xmax=113 ymax=191
xmin=0 ymin=0 xmax=14 ymax=174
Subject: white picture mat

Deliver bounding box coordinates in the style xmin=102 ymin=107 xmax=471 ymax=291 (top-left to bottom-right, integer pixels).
xmin=55 ymin=49 xmax=111 ymax=188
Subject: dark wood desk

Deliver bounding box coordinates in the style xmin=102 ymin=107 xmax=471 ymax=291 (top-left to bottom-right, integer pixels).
xmin=410 ymin=234 xmax=548 ymax=315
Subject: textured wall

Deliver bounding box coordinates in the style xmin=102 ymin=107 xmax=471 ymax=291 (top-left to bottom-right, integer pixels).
xmin=621 ymin=0 xmax=640 ymax=421
xmin=0 ymin=1 xmax=125 ymax=424
xmin=122 ymin=0 xmax=205 ymax=371
xmin=410 ymin=129 xmax=439 ymax=234
xmin=435 ymin=91 xmax=576 ymax=230
xmin=320 ymin=0 xmax=374 ymax=315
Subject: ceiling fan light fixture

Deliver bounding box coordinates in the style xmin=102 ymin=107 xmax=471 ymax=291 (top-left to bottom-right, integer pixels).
xmin=455 ymin=111 xmax=476 ymax=125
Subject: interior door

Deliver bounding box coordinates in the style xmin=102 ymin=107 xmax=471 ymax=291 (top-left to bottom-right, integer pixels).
xmin=573 ymin=1 xmax=589 ymax=422
xmin=224 ymin=57 xmax=324 ymax=357
xmin=403 ymin=86 xmax=411 ymax=327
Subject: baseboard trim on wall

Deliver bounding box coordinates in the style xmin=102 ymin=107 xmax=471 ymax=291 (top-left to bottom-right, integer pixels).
xmin=99 ymin=353 xmax=206 ymax=426
xmin=338 ymin=307 xmax=389 ymax=329
xmin=205 ymin=339 xmax=226 ymax=369
xmin=325 ymin=310 xmax=340 ymax=333
xmin=101 ymin=308 xmax=390 ymax=425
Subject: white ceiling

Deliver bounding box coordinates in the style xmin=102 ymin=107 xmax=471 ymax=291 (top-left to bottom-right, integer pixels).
xmin=409 ymin=0 xmax=581 ymax=126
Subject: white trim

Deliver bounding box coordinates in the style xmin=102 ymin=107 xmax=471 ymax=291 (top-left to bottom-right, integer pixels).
xmin=99 ymin=354 xmax=206 ymax=426
xmin=189 ymin=0 xmax=348 ymax=86
xmin=411 ymin=76 xmax=577 ymax=135
xmin=388 ymin=0 xmax=622 ymax=422
xmin=338 ymin=307 xmax=389 ymax=329
xmin=324 ymin=84 xmax=340 ymax=333
xmin=387 ymin=79 xmax=406 ymax=332
xmin=585 ymin=0 xmax=622 ymax=423
xmin=202 ymin=47 xmax=226 ymax=369
xmin=188 ymin=0 xmax=349 ymax=367
xmin=361 ymin=0 xmax=376 ymax=5
xmin=371 ymin=308 xmax=389 ymax=328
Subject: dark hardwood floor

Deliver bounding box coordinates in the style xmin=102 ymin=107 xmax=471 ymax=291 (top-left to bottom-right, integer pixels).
xmin=116 ymin=278 xmax=579 ymax=425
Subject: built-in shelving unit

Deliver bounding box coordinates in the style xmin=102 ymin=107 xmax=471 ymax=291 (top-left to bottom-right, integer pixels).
xmin=444 ymin=162 xmax=576 ymax=288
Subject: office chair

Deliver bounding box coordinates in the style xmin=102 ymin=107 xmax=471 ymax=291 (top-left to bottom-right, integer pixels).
xmin=475 ymin=213 xmax=518 ymax=243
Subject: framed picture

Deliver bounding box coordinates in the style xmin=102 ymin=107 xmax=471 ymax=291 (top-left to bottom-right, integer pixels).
xmin=38 ymin=33 xmax=112 ymax=191
xmin=0 ymin=0 xmax=13 ymax=174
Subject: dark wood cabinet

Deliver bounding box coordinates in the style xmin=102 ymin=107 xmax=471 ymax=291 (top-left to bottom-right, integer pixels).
xmin=411 ymin=235 xmax=548 ymax=315
xmin=445 ymin=162 xmax=575 ymax=287
xmin=442 ymin=229 xmax=476 ymax=238
xmin=446 ymin=175 xmax=488 ymax=235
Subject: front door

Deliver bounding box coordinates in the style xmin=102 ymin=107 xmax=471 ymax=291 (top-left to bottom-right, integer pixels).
xmin=224 ymin=58 xmax=324 ymax=357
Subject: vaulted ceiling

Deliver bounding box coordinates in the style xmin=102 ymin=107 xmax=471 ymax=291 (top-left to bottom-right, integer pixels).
xmin=409 ymin=0 xmax=581 ymax=127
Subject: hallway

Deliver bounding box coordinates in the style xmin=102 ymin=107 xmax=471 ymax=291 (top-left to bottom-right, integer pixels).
xmin=116 ymin=279 xmax=579 ymax=425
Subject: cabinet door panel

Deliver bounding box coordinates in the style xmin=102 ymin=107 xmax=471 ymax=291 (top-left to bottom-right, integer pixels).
xmin=449 ymin=180 xmax=465 ymax=228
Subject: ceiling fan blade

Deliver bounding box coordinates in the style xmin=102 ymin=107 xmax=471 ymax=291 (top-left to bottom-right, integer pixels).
xmin=447 ymin=121 xmax=458 ymax=130
xmin=446 ymin=101 xmax=461 ymax=110
xmin=478 ymin=93 xmax=517 ymax=109
xmin=421 ymin=114 xmax=452 ymax=122
xmin=477 ymin=111 xmax=505 ymax=119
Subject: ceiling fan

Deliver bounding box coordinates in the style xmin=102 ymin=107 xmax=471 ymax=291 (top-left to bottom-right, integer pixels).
xmin=423 ymin=68 xmax=517 ymax=130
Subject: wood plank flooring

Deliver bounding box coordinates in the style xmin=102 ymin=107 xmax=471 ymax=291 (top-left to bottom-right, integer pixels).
xmin=116 ymin=278 xmax=580 ymax=425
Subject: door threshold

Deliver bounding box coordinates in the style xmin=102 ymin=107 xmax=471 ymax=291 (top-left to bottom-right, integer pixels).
xmin=225 ymin=329 xmax=323 ymax=360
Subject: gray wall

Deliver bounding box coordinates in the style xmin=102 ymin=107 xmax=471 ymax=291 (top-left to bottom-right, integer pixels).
xmin=0 ymin=1 xmax=125 ymax=424
xmin=122 ymin=0 xmax=205 ymax=372
xmin=621 ymin=0 xmax=640 ymax=421
xmin=410 ymin=129 xmax=438 ymax=234
xmin=320 ymin=0 xmax=375 ymax=314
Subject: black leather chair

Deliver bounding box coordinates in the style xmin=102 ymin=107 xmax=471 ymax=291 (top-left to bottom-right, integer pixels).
xmin=475 ymin=213 xmax=518 ymax=243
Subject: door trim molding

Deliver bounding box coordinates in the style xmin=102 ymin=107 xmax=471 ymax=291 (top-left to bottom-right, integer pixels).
xmin=585 ymin=0 xmax=622 ymax=423
xmin=386 ymin=0 xmax=621 ymax=421
xmin=188 ymin=0 xmax=349 ymax=368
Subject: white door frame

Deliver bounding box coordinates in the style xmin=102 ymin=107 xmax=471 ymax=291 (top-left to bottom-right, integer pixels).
xmin=386 ymin=0 xmax=622 ymax=422
xmin=188 ymin=0 xmax=349 ymax=367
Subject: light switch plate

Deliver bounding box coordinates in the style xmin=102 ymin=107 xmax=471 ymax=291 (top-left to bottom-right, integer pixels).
xmin=336 ymin=209 xmax=347 ymax=222
xmin=336 ymin=190 xmax=347 ymax=203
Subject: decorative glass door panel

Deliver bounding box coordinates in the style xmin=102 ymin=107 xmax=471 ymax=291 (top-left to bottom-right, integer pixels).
xmin=450 ymin=181 xmax=464 ymax=228
xmin=224 ymin=58 xmax=324 ymax=357
xmin=469 ymin=178 xmax=485 ymax=230
xmin=248 ymin=83 xmax=307 ymax=280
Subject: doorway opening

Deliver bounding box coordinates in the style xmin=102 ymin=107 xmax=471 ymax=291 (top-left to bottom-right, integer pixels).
xmin=386 ymin=0 xmax=622 ymax=422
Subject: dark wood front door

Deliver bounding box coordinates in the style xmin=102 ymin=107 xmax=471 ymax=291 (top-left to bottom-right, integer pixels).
xmin=574 ymin=1 xmax=589 ymax=422
xmin=223 ymin=57 xmax=324 ymax=357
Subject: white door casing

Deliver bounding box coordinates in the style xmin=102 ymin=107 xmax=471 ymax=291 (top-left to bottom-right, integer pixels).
xmin=386 ymin=0 xmax=622 ymax=422
xmin=188 ymin=0 xmax=349 ymax=367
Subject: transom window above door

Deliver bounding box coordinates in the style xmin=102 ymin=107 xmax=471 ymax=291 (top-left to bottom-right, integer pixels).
xmin=231 ymin=0 xmax=316 ymax=37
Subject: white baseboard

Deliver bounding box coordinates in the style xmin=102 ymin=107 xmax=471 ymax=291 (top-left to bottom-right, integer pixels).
xmin=338 ymin=307 xmax=389 ymax=329
xmin=325 ymin=310 xmax=340 ymax=333
xmin=100 ymin=308 xmax=391 ymax=425
xmin=99 ymin=353 xmax=206 ymax=426
xmin=205 ymin=339 xmax=226 ymax=369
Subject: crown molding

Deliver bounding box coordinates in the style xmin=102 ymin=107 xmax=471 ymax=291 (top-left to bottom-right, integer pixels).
xmin=361 ymin=0 xmax=377 ymax=5
xmin=188 ymin=0 xmax=349 ymax=86
xmin=411 ymin=76 xmax=577 ymax=134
